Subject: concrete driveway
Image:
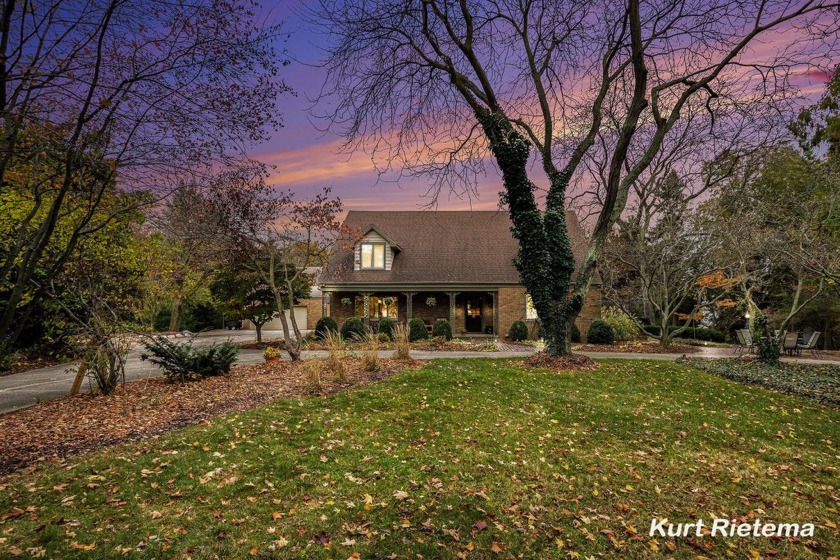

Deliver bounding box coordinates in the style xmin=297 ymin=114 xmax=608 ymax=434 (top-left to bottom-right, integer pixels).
xmin=0 ymin=330 xmax=270 ymax=414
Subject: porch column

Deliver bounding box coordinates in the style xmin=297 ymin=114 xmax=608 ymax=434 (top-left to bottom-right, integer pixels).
xmin=403 ymin=292 xmax=416 ymax=322
xmin=489 ymin=291 xmax=499 ymax=335
xmin=361 ymin=292 xmax=371 ymax=326
xmin=446 ymin=292 xmax=460 ymax=325
xmin=321 ymin=292 xmax=328 ymax=317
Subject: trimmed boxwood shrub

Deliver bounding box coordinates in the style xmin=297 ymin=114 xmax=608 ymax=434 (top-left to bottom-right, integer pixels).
xmin=378 ymin=318 xmax=396 ymax=340
xmin=408 ymin=318 xmax=428 ymax=341
xmin=641 ymin=324 xmax=661 ymax=336
xmin=571 ymin=323 xmax=581 ymax=343
xmin=315 ymin=316 xmax=338 ymax=340
xmin=432 ymin=318 xmax=453 ymax=340
xmin=587 ymin=320 xmax=615 ymax=344
xmin=675 ymin=326 xmax=726 ymax=343
xmin=341 ymin=317 xmax=366 ymax=341
xmin=508 ymin=320 xmax=528 ymax=342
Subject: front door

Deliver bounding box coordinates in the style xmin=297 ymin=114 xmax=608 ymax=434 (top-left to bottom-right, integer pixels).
xmin=465 ymin=296 xmax=483 ymax=333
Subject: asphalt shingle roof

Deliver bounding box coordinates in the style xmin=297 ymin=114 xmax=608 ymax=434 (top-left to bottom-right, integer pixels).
xmin=320 ymin=210 xmax=596 ymax=286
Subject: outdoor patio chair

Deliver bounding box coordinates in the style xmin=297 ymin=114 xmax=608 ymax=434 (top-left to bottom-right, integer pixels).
xmin=734 ymin=329 xmax=756 ymax=354
xmin=796 ymin=331 xmax=822 ymax=357
xmin=782 ymin=331 xmax=799 ymax=356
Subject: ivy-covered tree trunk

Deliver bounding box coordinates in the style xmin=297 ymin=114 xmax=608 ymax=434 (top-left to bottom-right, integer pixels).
xmin=476 ymin=109 xmax=579 ymax=356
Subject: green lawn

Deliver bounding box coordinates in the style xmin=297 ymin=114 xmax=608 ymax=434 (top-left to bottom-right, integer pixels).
xmin=1 ymin=359 xmax=837 ymax=559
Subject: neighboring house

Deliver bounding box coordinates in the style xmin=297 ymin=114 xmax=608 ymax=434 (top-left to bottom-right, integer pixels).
xmin=316 ymin=211 xmax=602 ymax=340
xmin=245 ymin=267 xmax=325 ymax=332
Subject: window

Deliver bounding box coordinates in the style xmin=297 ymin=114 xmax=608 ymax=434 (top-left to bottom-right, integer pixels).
xmin=525 ymin=294 xmax=538 ymax=320
xmin=354 ymin=295 xmax=398 ymax=318
xmin=360 ymin=242 xmax=385 ymax=269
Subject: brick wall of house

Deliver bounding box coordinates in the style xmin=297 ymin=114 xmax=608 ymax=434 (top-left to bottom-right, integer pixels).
xmin=498 ymin=286 xmax=602 ymax=341
xmin=299 ymin=298 xmax=325 ymax=330
xmin=576 ymin=289 xmax=602 ymax=342
xmin=498 ymin=286 xmax=528 ymax=339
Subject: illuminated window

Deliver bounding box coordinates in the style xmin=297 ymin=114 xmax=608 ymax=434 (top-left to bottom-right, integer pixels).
xmin=525 ymin=294 xmax=538 ymax=320
xmin=354 ymin=296 xmax=398 ymax=318
xmin=360 ymin=242 xmax=385 ymax=269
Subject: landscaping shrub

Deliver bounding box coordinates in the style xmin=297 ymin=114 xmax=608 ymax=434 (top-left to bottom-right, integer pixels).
xmin=323 ymin=330 xmax=346 ymax=380
xmin=601 ymin=308 xmax=638 ymax=341
xmin=753 ymin=313 xmax=780 ymax=366
xmin=315 ymin=316 xmax=339 ymax=339
xmin=640 ymin=323 xmax=661 ymax=336
xmin=508 ymin=320 xmax=528 ymax=342
xmin=408 ymin=318 xmax=428 ymax=341
xmin=362 ymin=332 xmax=381 ymax=372
xmin=432 ymin=318 xmax=453 ymax=340
xmin=571 ymin=324 xmax=581 ymax=343
xmin=586 ymin=320 xmax=615 ymax=344
xmin=378 ymin=318 xmax=396 ymax=340
xmin=141 ymin=337 xmax=238 ymax=383
xmin=675 ymin=326 xmax=726 ymax=343
xmin=341 ymin=317 xmax=366 ymax=341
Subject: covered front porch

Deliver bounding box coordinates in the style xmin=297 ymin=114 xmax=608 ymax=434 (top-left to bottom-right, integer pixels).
xmin=324 ymin=290 xmax=499 ymax=336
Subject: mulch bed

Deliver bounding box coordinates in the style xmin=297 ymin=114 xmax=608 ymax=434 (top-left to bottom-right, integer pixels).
xmin=0 ymin=358 xmax=422 ymax=475
xmin=680 ymin=357 xmax=840 ymax=406
xmin=520 ymin=352 xmax=599 ymax=372
xmin=574 ymin=342 xmax=699 ymax=354
xmin=243 ymin=337 xmax=499 ymax=352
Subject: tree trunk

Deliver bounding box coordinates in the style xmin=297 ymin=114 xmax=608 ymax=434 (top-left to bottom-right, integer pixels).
xmin=475 ymin=108 xmax=577 ymax=356
xmin=168 ymin=297 xmax=184 ymax=332
xmin=255 ymin=323 xmax=263 ymax=343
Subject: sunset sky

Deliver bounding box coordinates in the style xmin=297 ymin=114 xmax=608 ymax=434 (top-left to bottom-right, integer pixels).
xmin=253 ymin=2 xmax=833 ymax=215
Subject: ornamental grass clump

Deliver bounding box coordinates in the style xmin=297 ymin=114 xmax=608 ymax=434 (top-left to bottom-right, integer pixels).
xmin=362 ymin=331 xmax=381 ymax=372
xmin=392 ymin=323 xmax=411 ymax=360
xmin=323 ymin=330 xmax=347 ymax=381
xmin=303 ymin=359 xmax=322 ymax=392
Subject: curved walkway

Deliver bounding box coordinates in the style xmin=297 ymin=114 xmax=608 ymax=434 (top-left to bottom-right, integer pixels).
xmin=1 ymin=333 xmax=836 ymax=414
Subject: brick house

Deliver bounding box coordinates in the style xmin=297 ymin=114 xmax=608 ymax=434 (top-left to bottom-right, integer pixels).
xmin=317 ymin=210 xmax=601 ymax=340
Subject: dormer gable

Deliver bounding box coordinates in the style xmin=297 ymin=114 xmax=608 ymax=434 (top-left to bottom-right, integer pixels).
xmin=354 ymin=226 xmax=399 ymax=271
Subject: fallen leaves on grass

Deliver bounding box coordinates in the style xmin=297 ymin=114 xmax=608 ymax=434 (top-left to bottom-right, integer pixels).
xmin=0 ymin=357 xmax=422 ymax=474
xmin=520 ymin=352 xmax=599 ymax=372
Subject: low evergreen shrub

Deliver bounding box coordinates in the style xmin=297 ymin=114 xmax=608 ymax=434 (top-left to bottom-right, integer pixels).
xmin=508 ymin=321 xmax=528 ymax=342
xmin=408 ymin=318 xmax=428 ymax=341
xmin=141 ymin=337 xmax=239 ymax=383
xmin=340 ymin=317 xmax=366 ymax=341
xmin=587 ymin=320 xmax=615 ymax=344
xmin=315 ymin=316 xmax=338 ymax=340
xmin=378 ymin=318 xmax=396 ymax=340
xmin=432 ymin=318 xmax=453 ymax=340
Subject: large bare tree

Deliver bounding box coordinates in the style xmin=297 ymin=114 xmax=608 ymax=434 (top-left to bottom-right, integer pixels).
xmin=313 ymin=0 xmax=839 ymax=355
xmin=0 ymin=0 xmax=287 ymax=357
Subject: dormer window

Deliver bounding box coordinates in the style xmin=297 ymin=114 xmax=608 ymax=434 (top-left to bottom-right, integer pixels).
xmin=360 ymin=242 xmax=385 ymax=269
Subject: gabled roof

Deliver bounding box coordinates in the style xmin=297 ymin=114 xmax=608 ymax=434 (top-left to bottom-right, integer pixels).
xmin=320 ymin=210 xmax=598 ymax=286
xmin=361 ymin=225 xmax=401 ymax=251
